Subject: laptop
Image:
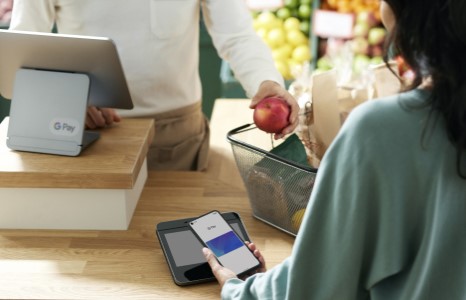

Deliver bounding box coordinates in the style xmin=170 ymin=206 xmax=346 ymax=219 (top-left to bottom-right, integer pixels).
xmin=0 ymin=29 xmax=134 ymax=156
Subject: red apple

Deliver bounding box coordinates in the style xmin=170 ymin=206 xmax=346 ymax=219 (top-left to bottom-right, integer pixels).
xmin=370 ymin=44 xmax=384 ymax=57
xmin=253 ymin=97 xmax=291 ymax=134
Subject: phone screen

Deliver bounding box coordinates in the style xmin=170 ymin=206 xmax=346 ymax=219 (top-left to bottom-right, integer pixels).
xmin=189 ymin=211 xmax=260 ymax=275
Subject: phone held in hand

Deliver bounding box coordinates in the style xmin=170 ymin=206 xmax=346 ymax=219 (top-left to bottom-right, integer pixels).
xmin=189 ymin=210 xmax=261 ymax=276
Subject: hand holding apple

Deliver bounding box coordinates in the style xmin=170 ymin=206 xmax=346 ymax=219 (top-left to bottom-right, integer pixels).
xmin=253 ymin=97 xmax=291 ymax=134
xmin=250 ymin=80 xmax=299 ymax=139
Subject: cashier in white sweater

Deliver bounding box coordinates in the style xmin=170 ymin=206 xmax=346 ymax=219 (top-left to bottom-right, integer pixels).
xmin=10 ymin=0 xmax=298 ymax=170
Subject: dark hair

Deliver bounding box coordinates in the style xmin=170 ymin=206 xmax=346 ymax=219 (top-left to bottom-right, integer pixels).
xmin=383 ymin=0 xmax=466 ymax=179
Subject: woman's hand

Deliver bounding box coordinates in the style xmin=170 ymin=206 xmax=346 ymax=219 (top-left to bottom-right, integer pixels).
xmin=250 ymin=80 xmax=299 ymax=140
xmin=203 ymin=241 xmax=266 ymax=288
xmin=86 ymin=106 xmax=121 ymax=129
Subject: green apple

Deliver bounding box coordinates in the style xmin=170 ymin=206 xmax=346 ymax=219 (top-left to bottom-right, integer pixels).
xmin=367 ymin=27 xmax=386 ymax=46
xmin=284 ymin=0 xmax=299 ymax=9
xmin=353 ymin=23 xmax=369 ymax=38
xmin=356 ymin=11 xmax=377 ymax=28
xmin=370 ymin=56 xmax=384 ymax=65
xmin=298 ymin=4 xmax=312 ymax=19
xmin=351 ymin=37 xmax=369 ymax=55
xmin=276 ymin=7 xmax=292 ymax=20
xmin=299 ymin=20 xmax=310 ymax=35
xmin=317 ymin=56 xmax=333 ymax=71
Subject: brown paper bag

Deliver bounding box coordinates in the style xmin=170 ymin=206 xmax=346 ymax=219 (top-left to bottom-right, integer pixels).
xmin=295 ymin=62 xmax=400 ymax=168
xmin=311 ymin=70 xmax=341 ymax=151
xmin=371 ymin=62 xmax=401 ymax=98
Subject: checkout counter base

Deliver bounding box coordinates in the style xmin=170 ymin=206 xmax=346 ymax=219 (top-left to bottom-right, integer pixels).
xmin=0 ymin=159 xmax=148 ymax=230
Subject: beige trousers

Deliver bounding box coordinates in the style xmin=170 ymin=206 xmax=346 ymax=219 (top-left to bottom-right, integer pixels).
xmin=145 ymin=102 xmax=210 ymax=171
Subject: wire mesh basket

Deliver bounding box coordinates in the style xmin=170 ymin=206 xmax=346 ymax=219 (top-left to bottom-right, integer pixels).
xmin=227 ymin=124 xmax=318 ymax=236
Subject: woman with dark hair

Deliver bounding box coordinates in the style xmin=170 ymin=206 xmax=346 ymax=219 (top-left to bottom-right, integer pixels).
xmin=203 ymin=1 xmax=466 ymax=299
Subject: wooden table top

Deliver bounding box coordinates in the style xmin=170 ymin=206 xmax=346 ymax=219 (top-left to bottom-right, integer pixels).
xmin=0 ymin=99 xmax=295 ymax=299
xmin=0 ymin=118 xmax=154 ymax=189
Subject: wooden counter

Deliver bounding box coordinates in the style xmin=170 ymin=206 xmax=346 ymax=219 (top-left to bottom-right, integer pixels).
xmin=0 ymin=117 xmax=154 ymax=189
xmin=0 ymin=99 xmax=295 ymax=299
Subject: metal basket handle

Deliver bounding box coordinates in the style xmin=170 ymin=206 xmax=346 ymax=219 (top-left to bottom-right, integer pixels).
xmin=227 ymin=124 xmax=317 ymax=173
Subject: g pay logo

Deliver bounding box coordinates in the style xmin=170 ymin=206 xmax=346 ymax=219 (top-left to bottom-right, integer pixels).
xmin=49 ymin=118 xmax=80 ymax=136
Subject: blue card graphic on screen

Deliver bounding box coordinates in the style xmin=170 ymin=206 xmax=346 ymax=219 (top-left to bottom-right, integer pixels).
xmin=205 ymin=231 xmax=243 ymax=257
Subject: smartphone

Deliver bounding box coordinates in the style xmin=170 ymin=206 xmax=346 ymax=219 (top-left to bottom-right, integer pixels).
xmin=189 ymin=210 xmax=261 ymax=276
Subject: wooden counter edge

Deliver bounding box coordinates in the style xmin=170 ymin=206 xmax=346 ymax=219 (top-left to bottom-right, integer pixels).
xmin=0 ymin=118 xmax=155 ymax=189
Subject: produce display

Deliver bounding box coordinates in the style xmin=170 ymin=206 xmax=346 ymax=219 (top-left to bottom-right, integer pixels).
xmin=251 ymin=0 xmax=314 ymax=80
xmin=322 ymin=0 xmax=380 ymax=17
xmin=249 ymin=0 xmax=387 ymax=83
xmin=0 ymin=0 xmax=12 ymax=24
xmin=315 ymin=0 xmax=387 ymax=80
xmin=286 ymin=0 xmax=392 ymax=171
